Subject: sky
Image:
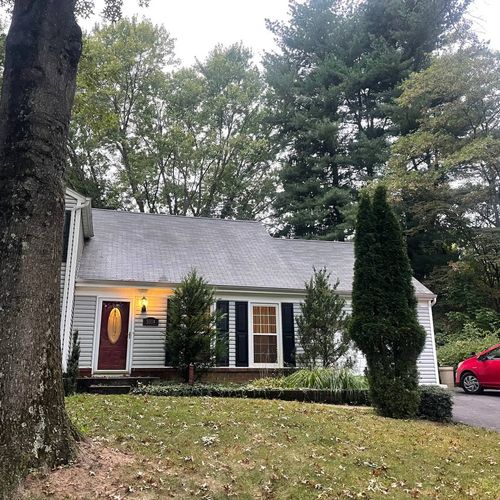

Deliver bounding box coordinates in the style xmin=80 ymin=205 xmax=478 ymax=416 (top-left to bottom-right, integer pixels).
xmin=86 ymin=0 xmax=500 ymax=65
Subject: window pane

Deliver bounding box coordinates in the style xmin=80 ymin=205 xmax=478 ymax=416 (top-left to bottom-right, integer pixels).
xmin=254 ymin=335 xmax=277 ymax=363
xmin=252 ymin=305 xmax=277 ymax=335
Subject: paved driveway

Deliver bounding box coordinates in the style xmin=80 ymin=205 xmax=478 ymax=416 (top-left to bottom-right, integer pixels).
xmin=453 ymin=389 xmax=500 ymax=432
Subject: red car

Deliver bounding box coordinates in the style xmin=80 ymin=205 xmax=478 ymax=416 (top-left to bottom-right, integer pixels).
xmin=456 ymin=343 xmax=500 ymax=393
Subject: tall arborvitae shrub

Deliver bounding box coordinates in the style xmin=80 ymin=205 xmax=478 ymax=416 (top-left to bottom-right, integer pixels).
xmin=166 ymin=270 xmax=222 ymax=381
xmin=297 ymin=268 xmax=351 ymax=368
xmin=350 ymin=186 xmax=426 ymax=418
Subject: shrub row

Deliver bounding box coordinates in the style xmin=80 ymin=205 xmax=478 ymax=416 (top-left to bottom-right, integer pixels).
xmin=132 ymin=383 xmax=371 ymax=406
xmin=132 ymin=383 xmax=454 ymax=421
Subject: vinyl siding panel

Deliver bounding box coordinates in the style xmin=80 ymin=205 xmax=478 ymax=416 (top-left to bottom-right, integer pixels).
xmin=132 ymin=295 xmax=167 ymax=367
xmin=73 ymin=295 xmax=97 ymax=368
xmin=417 ymin=301 xmax=439 ymax=384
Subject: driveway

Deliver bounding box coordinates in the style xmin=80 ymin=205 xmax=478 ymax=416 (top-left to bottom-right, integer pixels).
xmin=453 ymin=389 xmax=500 ymax=432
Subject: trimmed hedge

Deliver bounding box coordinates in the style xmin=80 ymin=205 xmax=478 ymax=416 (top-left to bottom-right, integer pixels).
xmin=132 ymin=383 xmax=453 ymax=422
xmin=132 ymin=383 xmax=371 ymax=406
xmin=418 ymin=385 xmax=454 ymax=423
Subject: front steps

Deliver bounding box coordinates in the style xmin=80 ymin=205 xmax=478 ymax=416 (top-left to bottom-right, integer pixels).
xmin=77 ymin=376 xmax=159 ymax=394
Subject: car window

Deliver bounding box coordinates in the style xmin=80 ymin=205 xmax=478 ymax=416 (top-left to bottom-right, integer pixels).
xmin=486 ymin=347 xmax=500 ymax=360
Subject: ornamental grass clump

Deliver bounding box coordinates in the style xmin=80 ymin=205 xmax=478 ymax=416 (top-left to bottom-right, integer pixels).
xmin=281 ymin=368 xmax=368 ymax=391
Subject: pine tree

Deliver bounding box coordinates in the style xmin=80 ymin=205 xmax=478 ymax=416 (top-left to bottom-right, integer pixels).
xmin=296 ymin=268 xmax=351 ymax=368
xmin=265 ymin=0 xmax=470 ymax=240
xmin=350 ymin=186 xmax=426 ymax=418
xmin=165 ymin=270 xmax=222 ymax=381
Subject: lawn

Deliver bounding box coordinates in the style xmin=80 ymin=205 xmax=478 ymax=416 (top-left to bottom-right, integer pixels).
xmin=23 ymin=395 xmax=499 ymax=499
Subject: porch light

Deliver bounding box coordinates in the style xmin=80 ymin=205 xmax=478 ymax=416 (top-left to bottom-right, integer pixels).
xmin=141 ymin=296 xmax=148 ymax=313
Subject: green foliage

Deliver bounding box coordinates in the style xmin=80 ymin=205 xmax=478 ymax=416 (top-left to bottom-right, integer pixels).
xmin=350 ymin=186 xmax=426 ymax=419
xmin=248 ymin=368 xmax=368 ymax=391
xmin=63 ymin=331 xmax=80 ymax=396
xmin=265 ymin=0 xmax=470 ymax=240
xmin=296 ymin=268 xmax=351 ymax=368
xmin=389 ymin=46 xmax=500 ymax=332
xmin=70 ymin=21 xmax=276 ymax=218
xmin=165 ymin=270 xmax=222 ymax=381
xmin=438 ymin=334 xmax=500 ymax=369
xmin=418 ymin=386 xmax=454 ymax=423
xmin=69 ymin=17 xmax=175 ymax=209
xmin=132 ymin=382 xmax=371 ymax=406
xmin=280 ymin=368 xmax=368 ymax=391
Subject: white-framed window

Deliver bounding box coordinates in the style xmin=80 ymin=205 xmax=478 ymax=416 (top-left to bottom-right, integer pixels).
xmin=250 ymin=304 xmax=280 ymax=366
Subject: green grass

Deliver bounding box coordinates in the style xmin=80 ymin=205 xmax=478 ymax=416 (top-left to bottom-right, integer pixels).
xmin=60 ymin=395 xmax=500 ymax=498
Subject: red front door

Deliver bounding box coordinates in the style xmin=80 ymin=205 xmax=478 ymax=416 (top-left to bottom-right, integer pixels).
xmin=98 ymin=301 xmax=130 ymax=371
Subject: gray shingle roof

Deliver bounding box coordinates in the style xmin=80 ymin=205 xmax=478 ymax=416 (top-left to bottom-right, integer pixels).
xmin=77 ymin=209 xmax=434 ymax=296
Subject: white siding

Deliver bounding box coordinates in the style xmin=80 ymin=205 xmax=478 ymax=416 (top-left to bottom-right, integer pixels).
xmin=228 ymin=301 xmax=236 ymax=367
xmin=73 ymin=295 xmax=97 ymax=368
xmin=65 ymin=191 xmax=78 ymax=209
xmin=417 ymin=301 xmax=439 ymax=384
xmin=292 ymin=299 xmax=438 ymax=384
xmin=132 ymin=295 xmax=167 ymax=367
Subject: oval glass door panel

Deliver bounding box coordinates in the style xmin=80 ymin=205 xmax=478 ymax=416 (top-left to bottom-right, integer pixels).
xmin=107 ymin=307 xmax=122 ymax=344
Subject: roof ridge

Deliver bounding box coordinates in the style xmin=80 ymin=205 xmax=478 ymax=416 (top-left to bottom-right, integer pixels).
xmin=273 ymin=238 xmax=353 ymax=244
xmin=91 ymin=208 xmax=261 ymax=224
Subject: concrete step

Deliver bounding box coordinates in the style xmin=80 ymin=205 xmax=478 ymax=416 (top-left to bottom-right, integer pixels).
xmin=87 ymin=384 xmax=132 ymax=395
xmin=78 ymin=376 xmax=159 ymax=393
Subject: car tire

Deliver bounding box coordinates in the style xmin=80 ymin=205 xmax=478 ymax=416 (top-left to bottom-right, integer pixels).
xmin=461 ymin=372 xmax=483 ymax=394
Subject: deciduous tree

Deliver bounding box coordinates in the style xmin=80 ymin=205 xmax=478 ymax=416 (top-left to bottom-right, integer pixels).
xmin=0 ymin=1 xmax=147 ymax=497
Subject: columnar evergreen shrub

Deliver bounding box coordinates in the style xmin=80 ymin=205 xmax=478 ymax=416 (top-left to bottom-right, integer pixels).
xmin=296 ymin=268 xmax=351 ymax=368
xmin=350 ymin=187 xmax=426 ymax=418
xmin=166 ymin=270 xmax=222 ymax=381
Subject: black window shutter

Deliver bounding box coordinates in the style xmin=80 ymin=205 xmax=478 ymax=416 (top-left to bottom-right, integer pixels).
xmin=216 ymin=301 xmax=229 ymax=367
xmin=165 ymin=298 xmax=173 ymax=366
xmin=62 ymin=210 xmax=71 ymax=262
xmin=235 ymin=301 xmax=248 ymax=367
xmin=282 ymin=303 xmax=296 ymax=367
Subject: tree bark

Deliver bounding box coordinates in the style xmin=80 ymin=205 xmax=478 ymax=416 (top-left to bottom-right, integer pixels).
xmin=0 ymin=1 xmax=82 ymax=497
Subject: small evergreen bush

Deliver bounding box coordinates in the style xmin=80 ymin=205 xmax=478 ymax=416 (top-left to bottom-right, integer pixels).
xmin=418 ymin=386 xmax=454 ymax=423
xmin=166 ymin=270 xmax=223 ymax=381
xmin=296 ymin=268 xmax=351 ymax=368
xmin=63 ymin=330 xmax=80 ymax=396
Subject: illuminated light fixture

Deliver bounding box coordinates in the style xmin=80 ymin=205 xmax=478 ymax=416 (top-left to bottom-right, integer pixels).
xmin=141 ymin=296 xmax=148 ymax=313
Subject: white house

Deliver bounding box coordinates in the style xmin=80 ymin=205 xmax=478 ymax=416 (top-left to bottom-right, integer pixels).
xmin=60 ymin=188 xmax=439 ymax=384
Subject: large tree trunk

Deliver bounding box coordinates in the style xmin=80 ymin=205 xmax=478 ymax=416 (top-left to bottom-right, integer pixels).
xmin=0 ymin=1 xmax=82 ymax=497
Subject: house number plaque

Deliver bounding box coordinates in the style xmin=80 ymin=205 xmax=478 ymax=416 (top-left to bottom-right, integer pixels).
xmin=143 ymin=317 xmax=159 ymax=327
